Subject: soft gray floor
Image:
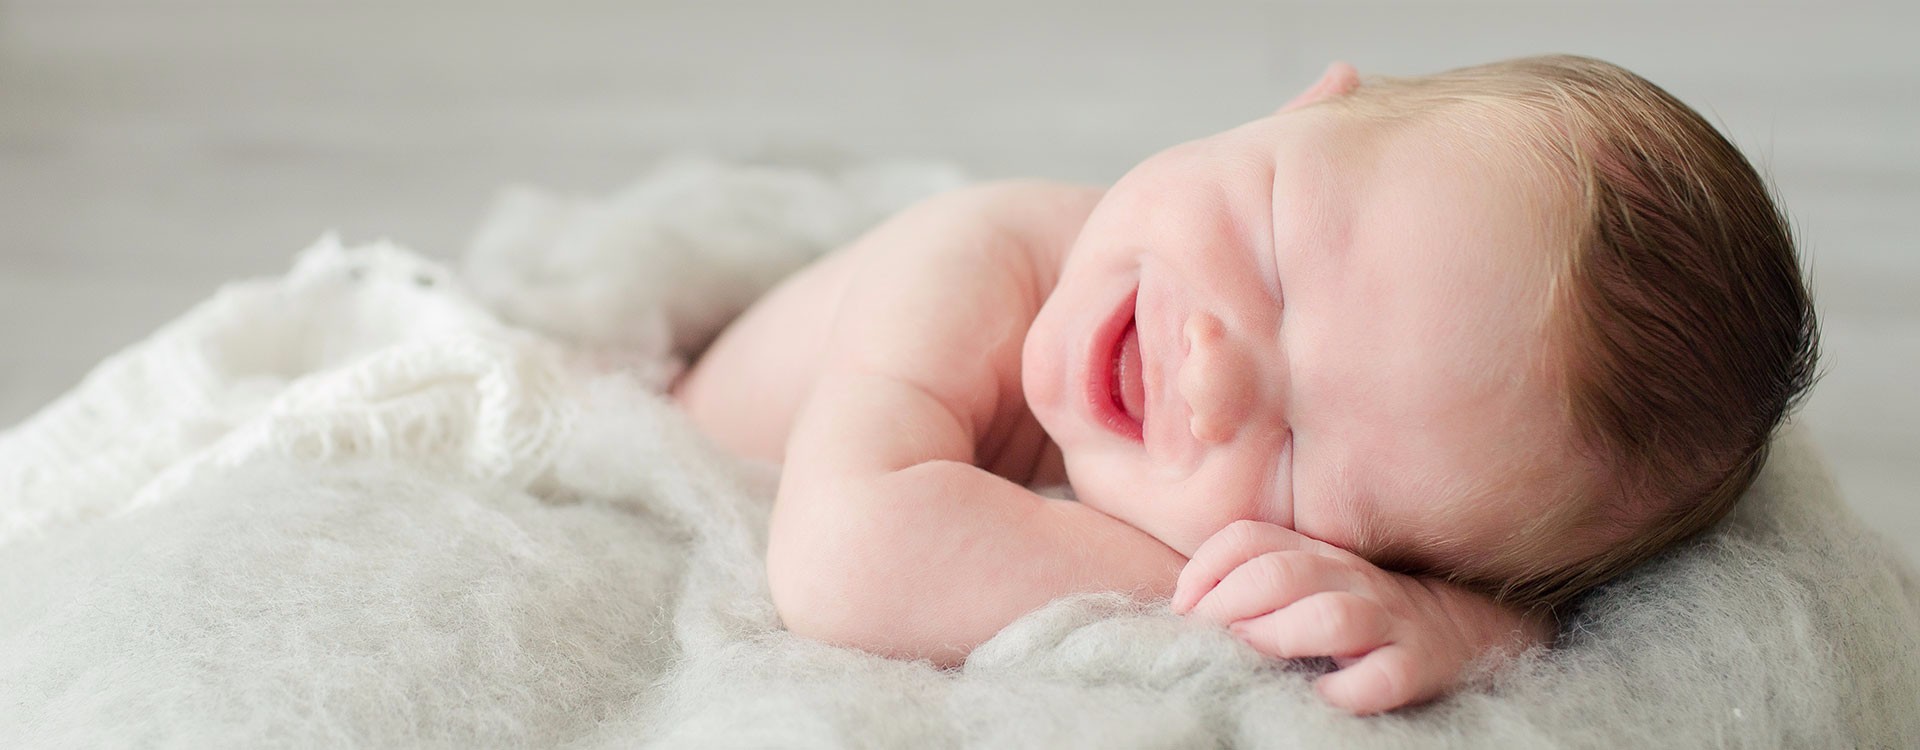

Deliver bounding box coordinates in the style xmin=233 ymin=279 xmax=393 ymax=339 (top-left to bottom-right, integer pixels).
xmin=3 ymin=1 xmax=1915 ymax=558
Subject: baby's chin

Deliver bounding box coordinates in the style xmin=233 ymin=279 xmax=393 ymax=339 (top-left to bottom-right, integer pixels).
xmin=1057 ymin=470 xmax=1134 ymax=521
xmin=1060 ymin=474 xmax=1193 ymax=555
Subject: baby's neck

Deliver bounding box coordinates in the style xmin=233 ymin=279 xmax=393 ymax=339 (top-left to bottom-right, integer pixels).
xmin=1031 ymin=437 xmax=1067 ymax=488
xmin=972 ymin=403 xmax=1069 ymax=489
xmin=963 ymin=189 xmax=1084 ymax=492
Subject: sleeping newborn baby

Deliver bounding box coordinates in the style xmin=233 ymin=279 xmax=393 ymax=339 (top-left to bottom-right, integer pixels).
xmin=670 ymin=55 xmax=1818 ymax=714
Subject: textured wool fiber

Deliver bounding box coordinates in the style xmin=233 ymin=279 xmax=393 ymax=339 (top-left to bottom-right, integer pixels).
xmin=1 ymin=159 xmax=1915 ymax=748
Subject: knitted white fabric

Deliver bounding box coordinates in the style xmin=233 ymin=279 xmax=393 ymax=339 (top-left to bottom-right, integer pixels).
xmin=0 ymin=237 xmax=572 ymax=550
xmin=1 ymin=159 xmax=1915 ymax=748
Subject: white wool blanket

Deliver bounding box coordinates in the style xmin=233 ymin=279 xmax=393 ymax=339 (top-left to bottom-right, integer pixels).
xmin=2 ymin=160 xmax=1916 ymax=749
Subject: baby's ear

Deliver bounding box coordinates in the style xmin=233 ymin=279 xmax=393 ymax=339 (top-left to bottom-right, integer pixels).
xmin=1277 ymin=62 xmax=1361 ymax=114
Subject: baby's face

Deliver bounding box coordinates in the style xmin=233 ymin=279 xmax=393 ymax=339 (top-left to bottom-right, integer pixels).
xmin=1023 ymin=102 xmax=1596 ymax=567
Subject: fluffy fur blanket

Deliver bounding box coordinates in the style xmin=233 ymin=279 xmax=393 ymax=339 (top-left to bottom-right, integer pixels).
xmin=3 ymin=160 xmax=1916 ymax=748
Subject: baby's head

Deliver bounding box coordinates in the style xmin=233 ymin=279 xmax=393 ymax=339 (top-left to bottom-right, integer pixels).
xmin=1021 ymin=55 xmax=1818 ymax=611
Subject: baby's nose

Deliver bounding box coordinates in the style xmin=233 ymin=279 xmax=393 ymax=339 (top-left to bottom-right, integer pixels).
xmin=1177 ymin=313 xmax=1261 ymax=444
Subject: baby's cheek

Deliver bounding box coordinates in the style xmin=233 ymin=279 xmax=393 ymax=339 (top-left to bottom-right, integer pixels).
xmin=1019 ymin=317 xmax=1067 ymax=417
xmin=1181 ymin=489 xmax=1275 ymax=549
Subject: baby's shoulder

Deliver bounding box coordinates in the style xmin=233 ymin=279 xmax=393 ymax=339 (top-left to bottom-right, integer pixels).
xmin=862 ymin=180 xmax=1099 ymax=323
xmin=826 ymin=181 xmax=1102 ymax=425
xmin=675 ymin=181 xmax=1101 ymax=462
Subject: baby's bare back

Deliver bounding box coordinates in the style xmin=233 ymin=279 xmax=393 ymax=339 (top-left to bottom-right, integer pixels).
xmin=672 ymin=181 xmax=1098 ymax=486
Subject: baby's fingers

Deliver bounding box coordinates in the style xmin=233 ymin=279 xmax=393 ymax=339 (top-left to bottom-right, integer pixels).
xmin=1229 ymin=591 xmax=1390 ymax=660
xmin=1187 ymin=551 xmax=1345 ymax=625
xmin=1315 ymin=644 xmax=1440 ymax=716
xmin=1173 ymin=520 xmax=1319 ymax=614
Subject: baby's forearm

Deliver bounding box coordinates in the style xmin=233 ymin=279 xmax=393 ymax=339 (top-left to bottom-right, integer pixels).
xmin=769 ymin=459 xmax=1184 ymax=666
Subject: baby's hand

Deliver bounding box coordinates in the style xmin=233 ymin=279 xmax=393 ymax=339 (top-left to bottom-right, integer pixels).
xmin=1170 ymin=520 xmax=1552 ymax=715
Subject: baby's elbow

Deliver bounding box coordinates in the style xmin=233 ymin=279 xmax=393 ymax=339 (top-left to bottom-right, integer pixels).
xmin=766 ymin=500 xmax=889 ymax=647
xmin=769 ymin=548 xmax=955 ymax=663
xmin=766 ymin=540 xmax=871 ymax=648
xmin=765 ymin=493 xmax=963 ymax=665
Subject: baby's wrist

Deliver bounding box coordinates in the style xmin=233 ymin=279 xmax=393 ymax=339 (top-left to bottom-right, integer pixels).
xmin=1416 ymin=577 xmax=1552 ymax=651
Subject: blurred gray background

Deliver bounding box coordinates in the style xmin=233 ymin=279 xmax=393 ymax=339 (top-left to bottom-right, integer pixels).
xmin=2 ymin=1 xmax=1914 ymax=558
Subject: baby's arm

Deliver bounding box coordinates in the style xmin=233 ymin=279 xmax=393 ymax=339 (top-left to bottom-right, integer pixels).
xmin=767 ymin=182 xmax=1185 ymax=665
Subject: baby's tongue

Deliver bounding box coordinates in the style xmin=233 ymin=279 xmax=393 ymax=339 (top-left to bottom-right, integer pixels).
xmin=1117 ymin=321 xmax=1145 ymax=424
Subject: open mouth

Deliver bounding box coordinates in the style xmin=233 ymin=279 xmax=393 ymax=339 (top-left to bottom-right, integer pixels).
xmin=1090 ymin=290 xmax=1145 ymax=441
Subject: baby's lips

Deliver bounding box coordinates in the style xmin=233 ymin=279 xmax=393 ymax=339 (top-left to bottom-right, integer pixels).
xmin=1117 ymin=321 xmax=1146 ymax=424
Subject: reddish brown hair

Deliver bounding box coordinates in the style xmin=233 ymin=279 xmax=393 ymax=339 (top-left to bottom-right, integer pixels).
xmin=1335 ymin=56 xmax=1820 ymax=611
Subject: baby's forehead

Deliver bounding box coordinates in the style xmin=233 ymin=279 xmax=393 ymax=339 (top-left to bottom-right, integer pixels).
xmin=1385 ymin=106 xmax=1575 ymax=184
xmin=1339 ymin=116 xmax=1570 ymax=305
xmin=1318 ymin=98 xmax=1579 ymax=196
